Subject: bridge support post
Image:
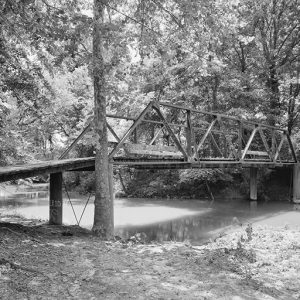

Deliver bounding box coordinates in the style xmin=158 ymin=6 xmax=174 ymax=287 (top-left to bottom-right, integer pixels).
xmin=49 ymin=172 xmax=63 ymax=225
xmin=250 ymin=167 xmax=258 ymax=201
xmin=293 ymin=164 xmax=300 ymax=203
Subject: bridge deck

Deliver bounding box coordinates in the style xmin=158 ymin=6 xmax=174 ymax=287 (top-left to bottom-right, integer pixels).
xmin=0 ymin=157 xmax=294 ymax=183
xmin=0 ymin=157 xmax=95 ymax=183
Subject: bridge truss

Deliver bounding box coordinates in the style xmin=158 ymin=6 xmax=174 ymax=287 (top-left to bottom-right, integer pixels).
xmin=61 ymin=101 xmax=297 ymax=169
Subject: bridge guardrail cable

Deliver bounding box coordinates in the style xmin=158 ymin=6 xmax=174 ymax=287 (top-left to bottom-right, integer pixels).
xmin=62 ymin=178 xmax=80 ymax=226
xmin=78 ymin=193 xmax=92 ymax=226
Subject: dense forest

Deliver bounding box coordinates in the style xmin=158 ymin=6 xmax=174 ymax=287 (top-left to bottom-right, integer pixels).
xmin=0 ymin=0 xmax=299 ymax=201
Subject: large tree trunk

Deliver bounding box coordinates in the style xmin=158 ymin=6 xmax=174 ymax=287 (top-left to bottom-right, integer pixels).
xmin=92 ymin=0 xmax=114 ymax=239
xmin=266 ymin=63 xmax=280 ymax=126
xmin=211 ymin=74 xmax=219 ymax=111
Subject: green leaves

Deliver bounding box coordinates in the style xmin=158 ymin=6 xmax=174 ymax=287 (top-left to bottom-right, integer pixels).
xmin=0 ymin=0 xmax=299 ymax=165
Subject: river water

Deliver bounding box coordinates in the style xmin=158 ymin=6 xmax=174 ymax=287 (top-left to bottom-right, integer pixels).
xmin=0 ymin=184 xmax=299 ymax=244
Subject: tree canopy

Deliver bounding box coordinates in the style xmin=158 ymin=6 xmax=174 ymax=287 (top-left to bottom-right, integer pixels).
xmin=1 ymin=0 xmax=299 ymax=162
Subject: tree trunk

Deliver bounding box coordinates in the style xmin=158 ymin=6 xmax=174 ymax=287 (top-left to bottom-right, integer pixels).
xmin=266 ymin=63 xmax=280 ymax=126
xmin=92 ymin=0 xmax=114 ymax=239
xmin=211 ymin=75 xmax=219 ymax=111
xmin=287 ymin=67 xmax=300 ymax=135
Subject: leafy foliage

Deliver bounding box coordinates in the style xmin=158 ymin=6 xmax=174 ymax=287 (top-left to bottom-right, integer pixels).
xmin=179 ymin=169 xmax=234 ymax=184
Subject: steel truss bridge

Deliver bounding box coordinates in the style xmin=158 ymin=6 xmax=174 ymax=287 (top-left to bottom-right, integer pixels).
xmin=61 ymin=101 xmax=297 ymax=169
xmin=0 ymin=101 xmax=298 ymax=225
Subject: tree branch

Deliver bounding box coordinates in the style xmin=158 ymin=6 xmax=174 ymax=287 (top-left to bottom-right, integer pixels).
xmin=105 ymin=3 xmax=161 ymax=36
xmin=149 ymin=0 xmax=182 ymax=28
xmin=277 ymin=23 xmax=299 ymax=55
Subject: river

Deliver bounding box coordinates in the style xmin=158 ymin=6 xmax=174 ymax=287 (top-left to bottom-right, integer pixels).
xmin=0 ymin=184 xmax=299 ymax=244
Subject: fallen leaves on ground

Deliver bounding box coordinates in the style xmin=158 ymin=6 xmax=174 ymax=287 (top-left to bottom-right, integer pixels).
xmin=0 ymin=217 xmax=299 ymax=299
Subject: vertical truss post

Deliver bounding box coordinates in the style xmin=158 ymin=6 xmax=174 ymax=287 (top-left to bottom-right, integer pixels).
xmin=187 ymin=110 xmax=198 ymax=160
xmin=186 ymin=110 xmax=192 ymax=158
xmin=271 ymin=129 xmax=276 ymax=158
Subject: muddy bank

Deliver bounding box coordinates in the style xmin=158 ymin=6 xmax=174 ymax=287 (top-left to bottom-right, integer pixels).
xmin=0 ymin=215 xmax=299 ymax=299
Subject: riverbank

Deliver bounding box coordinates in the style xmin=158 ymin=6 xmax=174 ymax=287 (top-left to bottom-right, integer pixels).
xmin=0 ymin=215 xmax=299 ymax=299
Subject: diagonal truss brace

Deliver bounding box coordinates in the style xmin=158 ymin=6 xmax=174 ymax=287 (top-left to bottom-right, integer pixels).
xmin=59 ymin=120 xmax=122 ymax=160
xmin=286 ymin=133 xmax=297 ymax=162
xmin=107 ymin=123 xmax=121 ymax=142
xmin=273 ymin=131 xmax=297 ymax=163
xmin=273 ymin=133 xmax=286 ymax=162
xmin=209 ymin=132 xmax=224 ymax=157
xmin=193 ymin=118 xmax=217 ymax=158
xmin=149 ymin=125 xmax=164 ymax=145
xmin=152 ymin=102 xmax=188 ymax=160
xmin=241 ymin=126 xmax=258 ymax=160
xmin=109 ymin=102 xmax=154 ymax=159
xmin=258 ymin=127 xmax=272 ymax=160
xmin=59 ymin=123 xmax=92 ymax=159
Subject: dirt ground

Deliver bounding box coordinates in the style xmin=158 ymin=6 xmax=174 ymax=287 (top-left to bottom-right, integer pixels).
xmin=0 ymin=215 xmax=299 ymax=300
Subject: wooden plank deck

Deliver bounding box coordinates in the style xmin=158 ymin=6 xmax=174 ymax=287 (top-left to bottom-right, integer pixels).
xmin=0 ymin=156 xmax=295 ymax=183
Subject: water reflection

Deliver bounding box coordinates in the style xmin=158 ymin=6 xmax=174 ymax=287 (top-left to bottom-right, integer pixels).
xmin=0 ymin=185 xmax=298 ymax=244
xmin=249 ymin=200 xmax=258 ymax=210
xmin=115 ymin=201 xmax=260 ymax=243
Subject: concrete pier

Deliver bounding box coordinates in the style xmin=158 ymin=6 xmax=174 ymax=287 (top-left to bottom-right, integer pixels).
xmin=49 ymin=172 xmax=63 ymax=225
xmin=250 ymin=167 xmax=258 ymax=201
xmin=293 ymin=164 xmax=300 ymax=203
